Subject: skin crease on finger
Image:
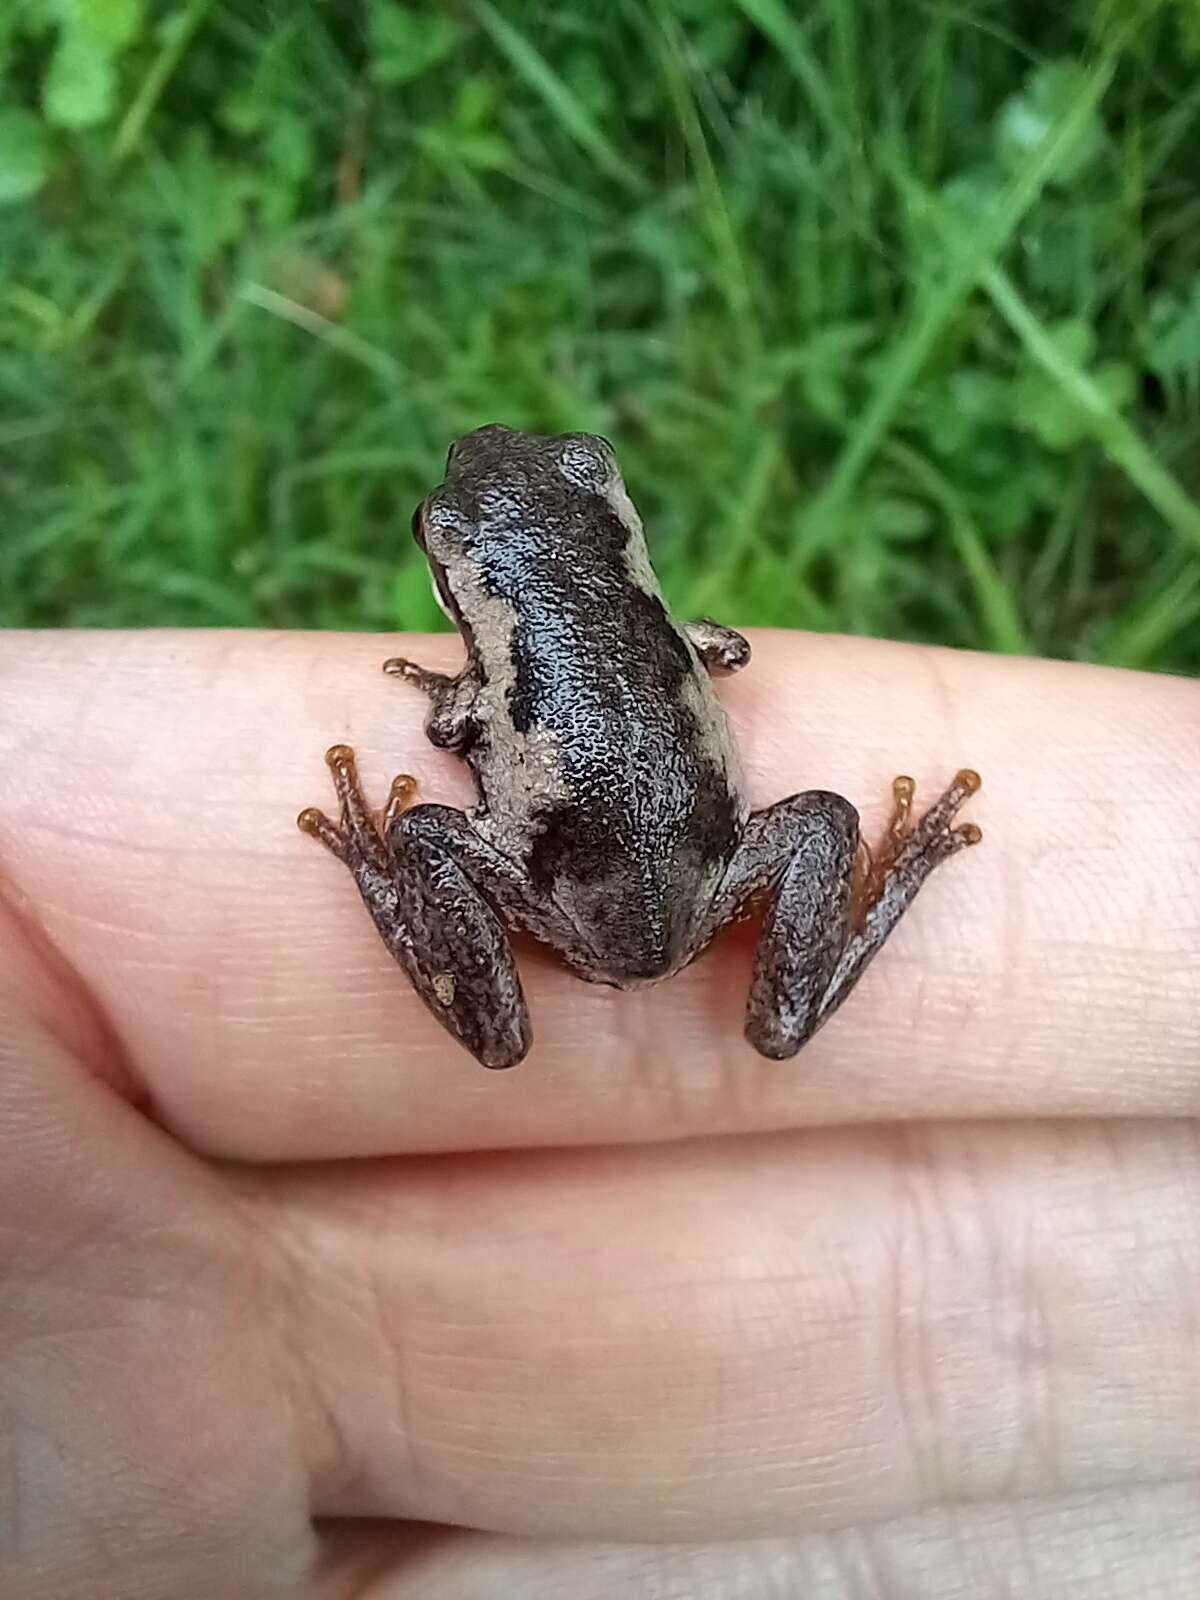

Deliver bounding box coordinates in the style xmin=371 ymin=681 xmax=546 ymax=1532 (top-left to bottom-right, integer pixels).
xmin=0 ymin=629 xmax=1196 ymax=1160
xmin=251 ymin=1119 xmax=1200 ymax=1543
xmin=314 ymin=1486 xmax=1200 ymax=1600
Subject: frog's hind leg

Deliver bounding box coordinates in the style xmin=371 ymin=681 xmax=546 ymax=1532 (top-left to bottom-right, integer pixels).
xmin=704 ymin=771 xmax=980 ymax=1059
xmin=704 ymin=790 xmax=860 ymax=1059
xmin=382 ymin=803 xmax=533 ymax=1068
xmin=298 ymin=744 xmax=531 ymax=1068
xmin=383 ymin=654 xmax=481 ymax=752
xmin=684 ymin=619 xmax=752 ymax=675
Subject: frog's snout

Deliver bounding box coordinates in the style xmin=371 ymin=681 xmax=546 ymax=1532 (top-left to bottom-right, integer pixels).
xmin=612 ymin=954 xmax=675 ymax=986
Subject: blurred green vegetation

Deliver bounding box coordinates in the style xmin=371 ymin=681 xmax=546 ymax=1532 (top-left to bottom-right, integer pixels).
xmin=2 ymin=1 xmax=1200 ymax=670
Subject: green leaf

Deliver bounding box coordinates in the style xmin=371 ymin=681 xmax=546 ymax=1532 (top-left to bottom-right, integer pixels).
xmin=1143 ymin=275 xmax=1200 ymax=378
xmin=1010 ymin=320 xmax=1132 ymax=450
xmin=1044 ymin=318 xmax=1095 ymax=368
xmin=369 ymin=0 xmax=459 ymax=86
xmin=987 ymin=471 xmax=1041 ymax=538
xmin=265 ymin=110 xmax=312 ymax=185
xmin=0 ymin=109 xmax=53 ymax=202
xmin=919 ymin=366 xmax=1010 ymax=456
xmin=416 ymin=76 xmax=513 ymax=171
xmin=43 ymin=24 xmax=115 ymax=127
xmin=1172 ymin=0 xmax=1200 ymax=62
xmin=1093 ymin=360 xmax=1135 ymax=412
xmin=869 ymin=496 xmax=933 ymax=541
xmin=81 ymin=0 xmax=143 ymax=50
xmin=471 ymin=0 xmax=645 ymax=194
xmin=995 ymin=60 xmax=1106 ymax=189
xmin=219 ymin=87 xmax=265 ymax=136
xmin=793 ymin=321 xmax=877 ymax=424
xmin=796 ymin=26 xmax=1129 ymax=567
xmin=1011 ymin=369 xmax=1088 ymax=450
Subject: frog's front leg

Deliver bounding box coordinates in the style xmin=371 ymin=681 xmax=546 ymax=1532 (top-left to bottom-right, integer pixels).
xmin=706 ymin=771 xmax=981 ymax=1059
xmin=298 ymin=744 xmax=531 ymax=1068
xmin=383 ymin=654 xmax=481 ymax=752
xmin=684 ymin=619 xmax=752 ymax=675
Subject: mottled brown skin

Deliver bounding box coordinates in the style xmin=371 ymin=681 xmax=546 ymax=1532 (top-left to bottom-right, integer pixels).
xmin=298 ymin=425 xmax=981 ymax=1068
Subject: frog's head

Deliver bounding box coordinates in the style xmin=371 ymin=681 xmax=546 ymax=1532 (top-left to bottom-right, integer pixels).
xmin=445 ymin=424 xmax=618 ymax=495
xmin=414 ymin=426 xmax=625 ymax=567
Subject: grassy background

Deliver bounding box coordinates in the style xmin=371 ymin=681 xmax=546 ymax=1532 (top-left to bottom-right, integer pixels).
xmin=3 ymin=0 xmax=1200 ymax=672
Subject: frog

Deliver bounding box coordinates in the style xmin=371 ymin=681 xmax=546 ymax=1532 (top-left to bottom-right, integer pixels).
xmin=298 ymin=424 xmax=981 ymax=1069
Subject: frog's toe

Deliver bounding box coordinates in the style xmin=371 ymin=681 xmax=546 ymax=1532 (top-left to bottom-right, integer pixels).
xmin=382 ymin=773 xmax=419 ymax=835
xmin=898 ymin=768 xmax=983 ymax=863
xmin=297 ymin=806 xmax=346 ymax=860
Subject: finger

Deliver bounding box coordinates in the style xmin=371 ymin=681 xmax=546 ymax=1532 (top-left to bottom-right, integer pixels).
xmin=0 ymin=956 xmax=320 ymax=1600
xmin=254 ymin=1120 xmax=1200 ymax=1540
xmin=313 ymin=1484 xmax=1199 ymax=1600
xmin=0 ymin=630 xmax=1196 ymax=1158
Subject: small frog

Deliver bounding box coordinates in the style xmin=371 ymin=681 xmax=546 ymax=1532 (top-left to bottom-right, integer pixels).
xmin=299 ymin=425 xmax=981 ymax=1069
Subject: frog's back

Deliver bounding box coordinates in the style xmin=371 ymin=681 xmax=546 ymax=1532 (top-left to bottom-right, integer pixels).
xmin=426 ymin=425 xmax=747 ymax=980
xmin=485 ymin=559 xmax=745 ymax=982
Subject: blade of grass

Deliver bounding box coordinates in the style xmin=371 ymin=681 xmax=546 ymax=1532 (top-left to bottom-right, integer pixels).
xmin=791 ymin=22 xmax=1133 ymax=573
xmin=1102 ymin=557 xmax=1200 ymax=668
xmin=470 ymin=1 xmax=646 ymax=197
xmin=916 ymin=2 xmax=952 ymax=182
xmin=731 ymin=0 xmax=845 ymax=149
xmin=112 ymin=0 xmax=216 ymax=163
xmin=979 ymin=256 xmax=1200 ymax=551
xmin=1027 ymin=454 xmax=1090 ymax=638
xmin=683 ymin=430 xmax=781 ymax=614
xmin=905 ymin=164 xmax=1200 ymax=552
xmin=644 ymin=3 xmax=758 ymax=342
xmin=239 ymin=283 xmax=406 ymax=388
xmin=1143 ymin=59 xmax=1200 ymax=178
xmin=740 ymin=0 xmax=883 ymax=315
xmin=822 ymin=0 xmax=875 ymax=280
xmin=883 ymin=439 xmax=1032 ymax=654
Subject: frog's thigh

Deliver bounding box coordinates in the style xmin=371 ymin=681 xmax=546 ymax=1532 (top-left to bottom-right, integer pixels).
xmin=384 ymin=804 xmax=531 ymax=1069
xmin=730 ymin=792 xmax=860 ymax=1060
xmin=683 ymin=619 xmax=752 ymax=675
xmin=731 ymin=772 xmax=981 ymax=1059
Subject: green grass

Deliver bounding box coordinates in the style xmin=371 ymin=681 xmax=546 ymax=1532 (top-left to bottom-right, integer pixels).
xmin=3 ymin=0 xmax=1200 ymax=671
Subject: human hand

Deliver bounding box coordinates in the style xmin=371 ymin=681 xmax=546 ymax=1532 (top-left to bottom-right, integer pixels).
xmin=1 ymin=630 xmax=1196 ymax=1599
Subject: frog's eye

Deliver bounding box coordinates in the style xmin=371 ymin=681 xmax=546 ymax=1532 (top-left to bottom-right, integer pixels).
xmin=556 ymin=433 xmax=615 ymax=492
xmin=416 ymin=491 xmax=469 ymax=554
xmin=448 ymin=423 xmax=512 ymax=471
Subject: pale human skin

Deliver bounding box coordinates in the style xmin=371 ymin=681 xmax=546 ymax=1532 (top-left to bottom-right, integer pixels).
xmin=0 ymin=628 xmax=1198 ymax=1600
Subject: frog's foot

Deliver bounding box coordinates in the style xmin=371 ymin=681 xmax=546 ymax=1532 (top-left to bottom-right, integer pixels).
xmin=818 ymin=769 xmax=982 ymax=1032
xmin=298 ymin=744 xmax=386 ymax=867
xmin=383 ymin=656 xmax=480 ymax=752
xmin=300 ymin=747 xmax=530 ymax=1069
xmin=298 ymin=744 xmax=421 ymax=871
xmin=851 ymin=769 xmax=981 ymax=927
xmin=382 ymin=655 xmax=450 ymax=694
